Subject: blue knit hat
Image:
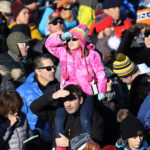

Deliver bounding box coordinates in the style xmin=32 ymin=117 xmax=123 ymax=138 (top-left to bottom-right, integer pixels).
xmin=102 ymin=0 xmax=123 ymax=9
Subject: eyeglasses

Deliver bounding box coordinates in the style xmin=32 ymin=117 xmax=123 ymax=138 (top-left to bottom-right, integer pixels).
xmin=67 ymin=38 xmax=79 ymax=42
xmin=38 ymin=66 xmax=56 ymax=71
xmin=51 ymin=19 xmax=64 ymax=25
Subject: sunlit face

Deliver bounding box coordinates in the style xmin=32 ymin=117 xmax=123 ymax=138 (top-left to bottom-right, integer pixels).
xmin=104 ymin=6 xmax=120 ymax=22
xmin=120 ymin=75 xmax=133 ymax=84
xmin=60 ymin=8 xmax=73 ymax=21
xmin=36 ymin=59 xmax=55 ymax=85
xmin=47 ymin=19 xmax=64 ymax=33
xmin=68 ymin=36 xmax=81 ymax=50
xmin=103 ymin=25 xmax=114 ymax=37
xmin=64 ymin=95 xmax=83 ymax=114
xmin=128 ymin=136 xmax=143 ymax=150
xmin=16 ymin=8 xmax=30 ymax=24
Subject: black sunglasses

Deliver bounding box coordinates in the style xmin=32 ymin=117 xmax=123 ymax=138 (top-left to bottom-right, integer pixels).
xmin=67 ymin=37 xmax=79 ymax=42
xmin=51 ymin=19 xmax=64 ymax=25
xmin=38 ymin=66 xmax=56 ymax=71
xmin=60 ymin=7 xmax=72 ymax=11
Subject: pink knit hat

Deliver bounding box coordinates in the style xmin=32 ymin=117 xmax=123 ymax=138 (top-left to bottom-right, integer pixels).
xmin=69 ymin=24 xmax=87 ymax=51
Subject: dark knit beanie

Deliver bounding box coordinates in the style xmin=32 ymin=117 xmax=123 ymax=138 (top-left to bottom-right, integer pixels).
xmin=11 ymin=2 xmax=25 ymax=20
xmin=21 ymin=0 xmax=37 ymax=5
xmin=102 ymin=0 xmax=123 ymax=9
xmin=95 ymin=10 xmax=114 ymax=33
xmin=117 ymin=109 xmax=144 ymax=141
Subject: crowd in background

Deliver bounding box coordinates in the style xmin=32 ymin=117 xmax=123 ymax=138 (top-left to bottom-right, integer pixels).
xmin=0 ymin=0 xmax=150 ymax=149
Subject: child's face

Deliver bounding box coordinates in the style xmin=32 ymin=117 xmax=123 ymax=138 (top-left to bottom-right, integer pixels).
xmin=68 ymin=36 xmax=81 ymax=50
xmin=103 ymin=25 xmax=114 ymax=37
xmin=128 ymin=135 xmax=143 ymax=149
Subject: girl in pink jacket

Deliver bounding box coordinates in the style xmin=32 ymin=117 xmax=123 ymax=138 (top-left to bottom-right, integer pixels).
xmin=45 ymin=24 xmax=107 ymax=150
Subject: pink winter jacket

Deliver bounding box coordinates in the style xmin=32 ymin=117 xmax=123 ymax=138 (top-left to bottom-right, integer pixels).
xmin=45 ymin=34 xmax=107 ymax=95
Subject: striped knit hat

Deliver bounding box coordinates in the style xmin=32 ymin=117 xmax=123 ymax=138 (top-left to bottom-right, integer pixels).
xmin=88 ymin=10 xmax=114 ymax=36
xmin=95 ymin=10 xmax=114 ymax=33
xmin=136 ymin=8 xmax=150 ymax=24
xmin=69 ymin=24 xmax=87 ymax=51
xmin=113 ymin=53 xmax=137 ymax=78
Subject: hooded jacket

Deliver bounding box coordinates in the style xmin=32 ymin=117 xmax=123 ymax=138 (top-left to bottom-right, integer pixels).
xmin=45 ymin=34 xmax=107 ymax=95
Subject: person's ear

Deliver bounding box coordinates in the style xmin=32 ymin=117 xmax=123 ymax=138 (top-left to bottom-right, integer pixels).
xmin=80 ymin=97 xmax=83 ymax=104
xmin=35 ymin=68 xmax=41 ymax=75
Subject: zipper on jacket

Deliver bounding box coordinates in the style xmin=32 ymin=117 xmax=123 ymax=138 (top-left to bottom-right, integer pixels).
xmin=16 ymin=129 xmax=21 ymax=149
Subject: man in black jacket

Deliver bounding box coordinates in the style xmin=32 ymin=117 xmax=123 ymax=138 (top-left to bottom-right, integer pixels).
xmin=30 ymin=84 xmax=103 ymax=149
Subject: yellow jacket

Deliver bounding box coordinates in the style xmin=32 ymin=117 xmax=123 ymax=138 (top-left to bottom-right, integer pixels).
xmin=8 ymin=22 xmax=43 ymax=40
xmin=77 ymin=5 xmax=95 ymax=30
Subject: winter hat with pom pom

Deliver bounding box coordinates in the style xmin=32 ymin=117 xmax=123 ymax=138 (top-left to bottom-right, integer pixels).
xmin=117 ymin=109 xmax=144 ymax=141
xmin=113 ymin=53 xmax=137 ymax=78
xmin=69 ymin=24 xmax=87 ymax=51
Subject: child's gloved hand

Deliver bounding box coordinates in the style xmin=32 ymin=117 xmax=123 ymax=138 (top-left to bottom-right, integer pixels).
xmin=98 ymin=93 xmax=106 ymax=101
xmin=61 ymin=32 xmax=73 ymax=41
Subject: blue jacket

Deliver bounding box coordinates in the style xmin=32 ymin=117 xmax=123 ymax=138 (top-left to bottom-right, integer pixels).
xmin=38 ymin=7 xmax=54 ymax=36
xmin=137 ymin=93 xmax=150 ymax=124
xmin=64 ymin=19 xmax=79 ymax=32
xmin=16 ymin=73 xmax=52 ymax=141
xmin=144 ymin=109 xmax=150 ymax=129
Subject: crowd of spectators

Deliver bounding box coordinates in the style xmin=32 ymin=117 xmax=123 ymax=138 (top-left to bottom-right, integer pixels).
xmin=0 ymin=0 xmax=150 ymax=149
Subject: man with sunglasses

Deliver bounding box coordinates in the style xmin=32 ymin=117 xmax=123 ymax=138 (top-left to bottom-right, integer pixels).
xmin=16 ymin=54 xmax=59 ymax=150
xmin=47 ymin=13 xmax=64 ymax=35
xmin=34 ymin=12 xmax=64 ymax=54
